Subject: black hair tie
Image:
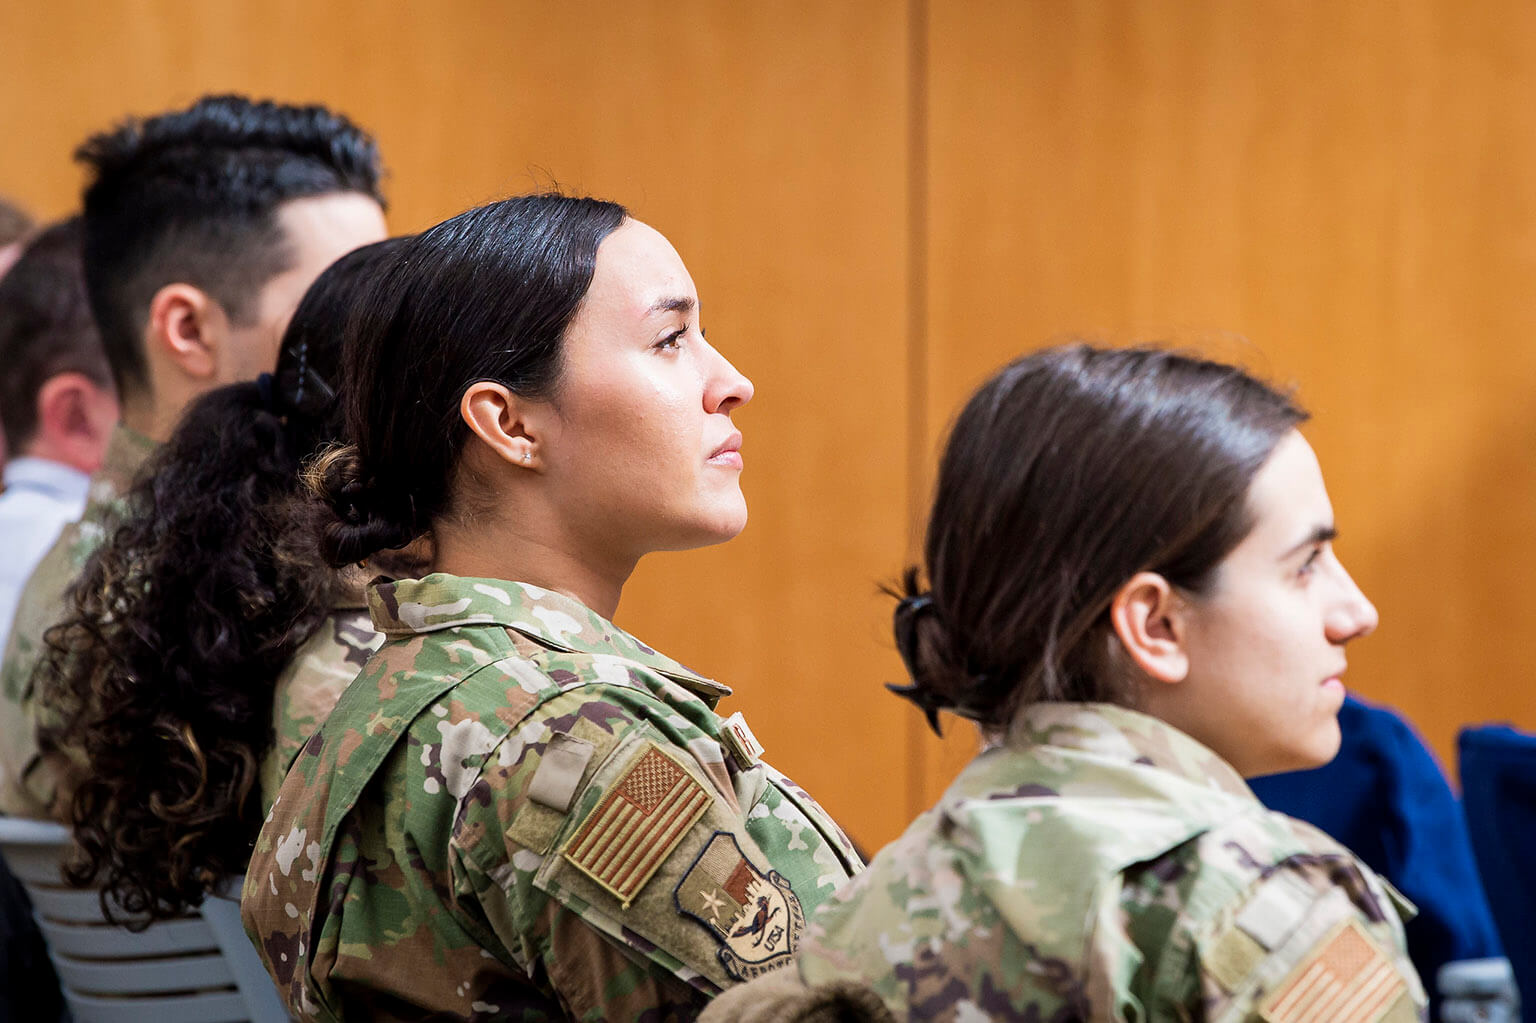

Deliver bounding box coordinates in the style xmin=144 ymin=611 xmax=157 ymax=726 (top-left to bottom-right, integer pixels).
xmin=255 ymin=372 xmax=278 ymax=414
xmin=889 ymin=593 xmax=949 ymax=736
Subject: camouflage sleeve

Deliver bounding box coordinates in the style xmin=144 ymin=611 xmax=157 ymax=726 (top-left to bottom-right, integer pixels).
xmin=0 ymin=595 xmax=80 ymax=820
xmin=452 ymin=681 xmax=801 ymax=1022
xmin=258 ymin=609 xmax=381 ymax=812
xmin=0 ymin=625 xmax=48 ymax=817
xmin=0 ymin=560 xmax=61 ymax=819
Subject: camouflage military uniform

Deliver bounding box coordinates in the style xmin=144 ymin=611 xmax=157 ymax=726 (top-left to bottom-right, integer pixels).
xmin=0 ymin=425 xmax=153 ymax=818
xmin=786 ymin=703 xmax=1426 ymax=1023
xmin=259 ymin=601 xmax=382 ymax=811
xmin=243 ymin=574 xmax=864 ymax=1022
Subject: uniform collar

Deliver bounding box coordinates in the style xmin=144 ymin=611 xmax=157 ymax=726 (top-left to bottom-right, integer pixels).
xmin=367 ymin=573 xmax=731 ymax=704
xmin=88 ymin=424 xmax=157 ymax=505
xmin=1003 ymin=701 xmax=1254 ymax=800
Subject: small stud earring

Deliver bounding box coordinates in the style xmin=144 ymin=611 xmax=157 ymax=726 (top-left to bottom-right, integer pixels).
xmin=523 ymin=452 xmax=531 ymax=463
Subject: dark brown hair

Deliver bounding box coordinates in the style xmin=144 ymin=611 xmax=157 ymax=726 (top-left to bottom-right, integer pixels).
xmin=891 ymin=344 xmax=1307 ymax=734
xmin=0 ymin=218 xmax=112 ymax=449
xmin=0 ymin=195 xmax=33 ymax=247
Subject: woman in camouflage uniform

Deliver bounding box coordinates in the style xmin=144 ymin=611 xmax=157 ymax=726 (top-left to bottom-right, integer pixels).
xmin=241 ymin=194 xmax=863 ymax=1022
xmin=708 ymin=344 xmax=1427 ymax=1022
xmin=39 ymin=238 xmax=411 ymax=927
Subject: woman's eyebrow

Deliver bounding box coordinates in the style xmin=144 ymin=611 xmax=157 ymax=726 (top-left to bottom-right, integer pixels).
xmin=647 ymin=295 xmax=695 ymax=316
xmin=1280 ymin=524 xmax=1338 ymax=560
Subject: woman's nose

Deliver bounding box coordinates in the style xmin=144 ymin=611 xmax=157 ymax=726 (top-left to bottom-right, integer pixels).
xmin=1327 ymin=563 xmax=1379 ymax=643
xmin=706 ymin=346 xmax=753 ymax=414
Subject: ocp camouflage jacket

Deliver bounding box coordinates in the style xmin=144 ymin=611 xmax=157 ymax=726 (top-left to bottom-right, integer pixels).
xmin=792 ymin=702 xmax=1427 ymax=1022
xmin=242 ymin=573 xmax=863 ymax=1022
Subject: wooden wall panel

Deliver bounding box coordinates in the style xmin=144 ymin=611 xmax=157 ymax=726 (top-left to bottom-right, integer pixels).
xmin=921 ymin=0 xmax=1536 ymax=793
xmin=9 ymin=0 xmax=1532 ymax=849
xmin=0 ymin=1 xmax=915 ymax=848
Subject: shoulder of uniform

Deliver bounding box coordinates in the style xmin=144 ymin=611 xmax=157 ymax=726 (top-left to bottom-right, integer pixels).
xmin=1188 ymin=806 xmax=1340 ymax=883
xmin=463 ymin=684 xmax=723 ymax=839
xmin=1168 ymin=814 xmax=1425 ymax=1022
xmin=513 ymin=640 xmax=704 ymax=701
xmin=1132 ymin=808 xmax=1365 ymax=934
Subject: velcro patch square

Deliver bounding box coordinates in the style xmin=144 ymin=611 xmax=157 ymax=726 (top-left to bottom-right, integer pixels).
xmin=563 ymin=742 xmax=711 ymax=908
xmin=528 ymin=731 xmax=596 ymax=813
xmin=1260 ymin=919 xmax=1407 ymax=1023
xmin=1205 ymin=924 xmax=1266 ymax=994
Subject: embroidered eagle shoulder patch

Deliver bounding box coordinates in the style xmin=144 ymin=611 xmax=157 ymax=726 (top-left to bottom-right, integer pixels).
xmin=674 ymin=831 xmax=805 ymax=981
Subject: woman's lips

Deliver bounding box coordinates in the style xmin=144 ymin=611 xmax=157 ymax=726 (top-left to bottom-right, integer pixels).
xmin=708 ymin=433 xmax=743 ymax=468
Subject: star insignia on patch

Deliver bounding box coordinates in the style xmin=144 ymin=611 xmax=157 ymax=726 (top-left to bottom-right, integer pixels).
xmin=674 ymin=831 xmax=805 ymax=981
xmin=1260 ymin=919 xmax=1410 ymax=1023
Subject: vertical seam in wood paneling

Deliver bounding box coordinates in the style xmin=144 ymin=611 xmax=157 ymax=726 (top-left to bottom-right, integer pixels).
xmin=905 ymin=0 xmax=930 ymax=824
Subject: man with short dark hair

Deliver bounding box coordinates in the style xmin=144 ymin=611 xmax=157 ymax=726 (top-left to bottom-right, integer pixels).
xmin=0 ymin=219 xmax=118 ymax=654
xmin=0 ymin=95 xmax=388 ymax=818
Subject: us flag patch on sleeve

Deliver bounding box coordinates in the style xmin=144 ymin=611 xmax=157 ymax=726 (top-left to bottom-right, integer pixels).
xmin=563 ymin=742 xmax=711 ymax=908
xmin=1260 ymin=919 xmax=1410 ymax=1023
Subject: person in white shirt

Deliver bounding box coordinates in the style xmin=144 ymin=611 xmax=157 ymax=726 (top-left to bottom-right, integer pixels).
xmin=0 ymin=219 xmax=118 ymax=650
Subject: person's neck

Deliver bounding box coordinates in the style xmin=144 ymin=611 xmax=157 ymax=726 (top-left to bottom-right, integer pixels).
xmin=19 ymin=438 xmax=93 ymax=477
xmin=432 ymin=523 xmax=635 ymax=622
xmin=120 ymin=395 xmax=179 ymax=445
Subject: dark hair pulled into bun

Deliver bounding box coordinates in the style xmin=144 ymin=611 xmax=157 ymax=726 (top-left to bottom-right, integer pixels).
xmin=313 ymin=193 xmax=628 ymax=567
xmin=887 ymin=569 xmax=1012 ymax=737
xmin=890 ymin=344 xmax=1307 ymax=734
xmin=307 ymin=444 xmax=421 ymax=564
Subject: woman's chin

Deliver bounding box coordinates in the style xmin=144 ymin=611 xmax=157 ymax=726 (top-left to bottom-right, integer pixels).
xmin=662 ymin=503 xmax=749 ymax=551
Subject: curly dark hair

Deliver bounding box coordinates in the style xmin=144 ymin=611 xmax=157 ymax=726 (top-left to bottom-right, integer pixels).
xmin=38 ymin=237 xmax=409 ymax=927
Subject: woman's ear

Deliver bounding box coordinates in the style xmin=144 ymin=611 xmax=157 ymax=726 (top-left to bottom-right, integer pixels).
xmin=1108 ymin=571 xmax=1190 ymax=686
xmin=460 ymin=381 xmax=541 ymax=469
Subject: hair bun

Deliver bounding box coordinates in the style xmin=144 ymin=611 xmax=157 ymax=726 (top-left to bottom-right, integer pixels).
xmin=306 ymin=444 xmax=419 ymax=565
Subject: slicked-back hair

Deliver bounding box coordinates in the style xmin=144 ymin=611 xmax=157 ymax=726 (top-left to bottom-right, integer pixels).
xmin=0 ymin=218 xmax=111 ymax=449
xmin=311 ymin=193 xmax=628 ymax=565
xmin=76 ymin=94 xmax=384 ymax=399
